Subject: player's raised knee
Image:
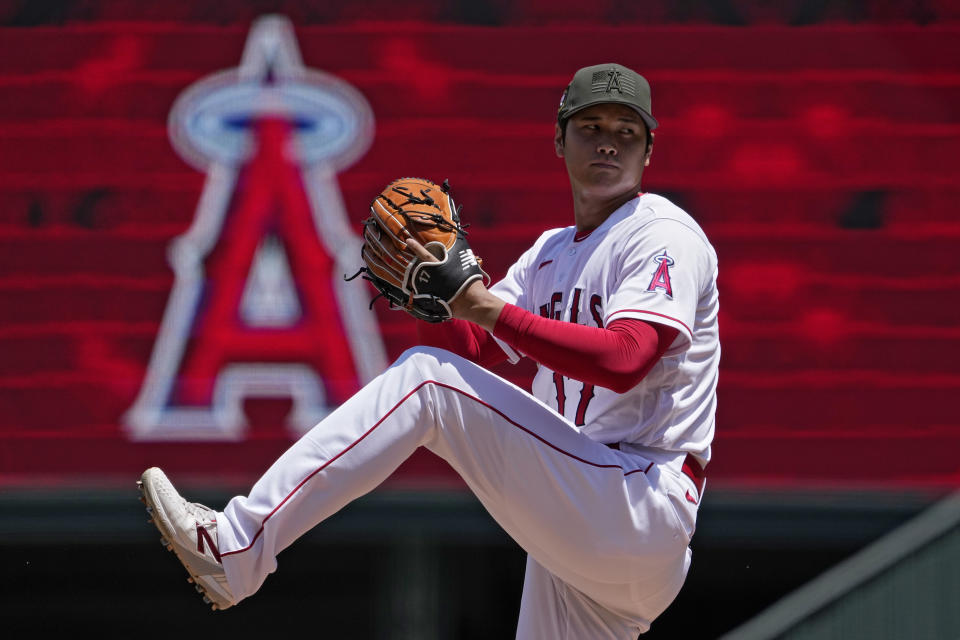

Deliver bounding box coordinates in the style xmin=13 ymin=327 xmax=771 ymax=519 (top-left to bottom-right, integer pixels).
xmin=395 ymin=345 xmax=460 ymax=369
xmin=394 ymin=346 xmax=479 ymax=378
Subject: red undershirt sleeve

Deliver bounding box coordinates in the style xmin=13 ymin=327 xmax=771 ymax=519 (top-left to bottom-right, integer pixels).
xmin=415 ymin=318 xmax=508 ymax=368
xmin=492 ymin=303 xmax=679 ymax=393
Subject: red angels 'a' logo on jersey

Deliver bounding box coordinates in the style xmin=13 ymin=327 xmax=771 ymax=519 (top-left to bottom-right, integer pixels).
xmin=646 ymin=250 xmax=675 ymax=299
xmin=124 ymin=16 xmax=386 ymax=441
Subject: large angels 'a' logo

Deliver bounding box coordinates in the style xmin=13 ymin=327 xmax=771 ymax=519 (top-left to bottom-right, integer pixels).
xmin=124 ymin=16 xmax=387 ymax=441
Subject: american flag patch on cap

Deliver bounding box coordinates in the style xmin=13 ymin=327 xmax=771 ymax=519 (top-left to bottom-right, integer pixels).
xmin=591 ymin=69 xmax=637 ymax=96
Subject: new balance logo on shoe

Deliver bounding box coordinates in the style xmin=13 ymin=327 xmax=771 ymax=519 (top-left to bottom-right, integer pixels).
xmin=197 ymin=524 xmax=222 ymax=562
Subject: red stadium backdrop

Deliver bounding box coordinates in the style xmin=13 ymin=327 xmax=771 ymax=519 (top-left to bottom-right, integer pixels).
xmin=2 ymin=15 xmax=959 ymax=490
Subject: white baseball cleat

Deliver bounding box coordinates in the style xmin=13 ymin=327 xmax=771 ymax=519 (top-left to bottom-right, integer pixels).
xmin=138 ymin=467 xmax=235 ymax=611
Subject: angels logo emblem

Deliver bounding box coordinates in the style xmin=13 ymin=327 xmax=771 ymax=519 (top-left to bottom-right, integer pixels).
xmin=124 ymin=16 xmax=386 ymax=441
xmin=646 ymin=250 xmax=675 ymax=298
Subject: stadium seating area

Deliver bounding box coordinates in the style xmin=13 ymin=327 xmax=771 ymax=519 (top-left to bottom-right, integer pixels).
xmin=1 ymin=6 xmax=958 ymax=489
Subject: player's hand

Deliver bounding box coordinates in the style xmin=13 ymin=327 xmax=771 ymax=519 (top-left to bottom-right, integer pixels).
xmin=407 ymin=237 xmax=504 ymax=330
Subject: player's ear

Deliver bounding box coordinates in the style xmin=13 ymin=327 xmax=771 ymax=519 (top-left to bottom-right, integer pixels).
xmin=554 ymin=123 xmax=565 ymax=158
xmin=644 ymin=131 xmax=654 ymax=167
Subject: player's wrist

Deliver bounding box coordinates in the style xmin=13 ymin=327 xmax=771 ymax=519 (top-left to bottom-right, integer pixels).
xmin=450 ymin=280 xmax=505 ymax=331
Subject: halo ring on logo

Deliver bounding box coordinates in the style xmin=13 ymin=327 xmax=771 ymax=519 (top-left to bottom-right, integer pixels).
xmin=169 ymin=68 xmax=374 ymax=172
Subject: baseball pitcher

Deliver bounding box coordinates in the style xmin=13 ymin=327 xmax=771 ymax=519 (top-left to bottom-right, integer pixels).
xmin=139 ymin=62 xmax=719 ymax=638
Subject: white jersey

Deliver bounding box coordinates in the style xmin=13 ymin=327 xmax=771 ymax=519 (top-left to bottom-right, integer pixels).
xmin=490 ymin=193 xmax=720 ymax=464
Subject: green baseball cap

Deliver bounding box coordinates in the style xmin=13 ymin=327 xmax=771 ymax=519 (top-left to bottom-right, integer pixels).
xmin=557 ymin=63 xmax=658 ymax=131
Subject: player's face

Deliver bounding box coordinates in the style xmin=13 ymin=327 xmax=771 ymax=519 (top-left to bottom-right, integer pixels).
xmin=555 ymin=103 xmax=652 ymax=201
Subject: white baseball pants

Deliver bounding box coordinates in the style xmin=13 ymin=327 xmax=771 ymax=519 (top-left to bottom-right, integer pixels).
xmin=215 ymin=347 xmax=694 ymax=637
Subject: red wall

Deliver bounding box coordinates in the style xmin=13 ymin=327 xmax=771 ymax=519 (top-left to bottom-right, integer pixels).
xmin=2 ymin=18 xmax=959 ymax=489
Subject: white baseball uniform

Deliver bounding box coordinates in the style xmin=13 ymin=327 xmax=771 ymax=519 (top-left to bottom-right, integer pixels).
xmin=213 ymin=192 xmax=720 ymax=637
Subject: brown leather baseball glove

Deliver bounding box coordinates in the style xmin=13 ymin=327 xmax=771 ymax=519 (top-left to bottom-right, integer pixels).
xmin=352 ymin=177 xmax=488 ymax=323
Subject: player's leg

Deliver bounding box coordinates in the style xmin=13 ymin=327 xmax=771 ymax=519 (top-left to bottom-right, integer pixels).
xmin=213 ymin=346 xmax=690 ymax=623
xmin=138 ymin=347 xmax=449 ymax=610
xmin=515 ymin=556 xmax=646 ymax=640
xmin=406 ymin=350 xmax=691 ymax=627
